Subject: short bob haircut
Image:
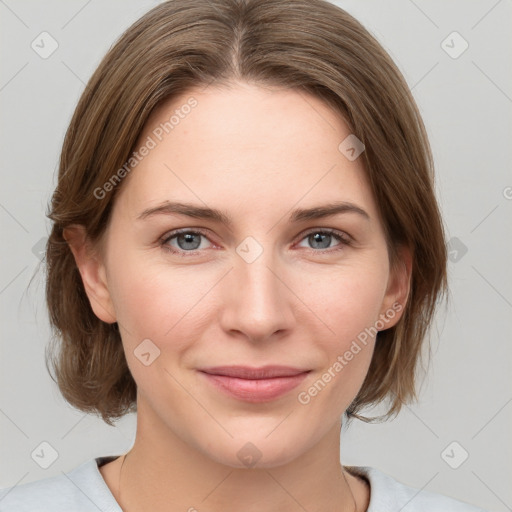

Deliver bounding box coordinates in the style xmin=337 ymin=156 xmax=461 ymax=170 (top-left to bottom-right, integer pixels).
xmin=45 ymin=0 xmax=447 ymax=427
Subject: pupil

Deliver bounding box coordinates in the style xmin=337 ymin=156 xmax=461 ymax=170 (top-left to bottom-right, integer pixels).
xmin=179 ymin=233 xmax=200 ymax=250
xmin=311 ymin=233 xmax=330 ymax=249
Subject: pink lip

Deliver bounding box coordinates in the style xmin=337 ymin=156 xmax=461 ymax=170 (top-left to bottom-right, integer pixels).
xmin=198 ymin=365 xmax=311 ymax=403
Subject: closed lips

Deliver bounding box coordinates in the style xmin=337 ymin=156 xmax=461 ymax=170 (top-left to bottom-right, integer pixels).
xmin=198 ymin=366 xmax=311 ymax=379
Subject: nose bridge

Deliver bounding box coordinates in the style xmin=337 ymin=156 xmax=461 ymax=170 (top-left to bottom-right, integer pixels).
xmin=221 ymin=237 xmax=293 ymax=340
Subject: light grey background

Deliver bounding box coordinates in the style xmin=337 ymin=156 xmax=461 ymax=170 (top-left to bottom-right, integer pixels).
xmin=0 ymin=1 xmax=510 ymax=511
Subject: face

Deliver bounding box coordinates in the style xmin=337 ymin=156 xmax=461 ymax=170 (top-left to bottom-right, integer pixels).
xmin=70 ymin=81 xmax=409 ymax=468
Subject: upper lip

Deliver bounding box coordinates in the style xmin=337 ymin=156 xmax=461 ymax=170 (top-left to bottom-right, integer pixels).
xmin=198 ymin=365 xmax=310 ymax=379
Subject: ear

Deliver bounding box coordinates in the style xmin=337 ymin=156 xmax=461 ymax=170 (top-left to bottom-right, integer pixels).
xmin=63 ymin=225 xmax=117 ymax=324
xmin=378 ymin=244 xmax=412 ymax=330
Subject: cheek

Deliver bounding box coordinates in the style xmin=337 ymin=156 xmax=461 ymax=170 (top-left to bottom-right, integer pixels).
xmin=307 ymin=260 xmax=389 ymax=346
xmin=109 ymin=245 xmax=389 ymax=344
xmin=295 ymin=317 xmax=380 ymax=416
xmin=108 ymin=268 xmax=201 ymax=344
xmin=298 ymin=261 xmax=388 ymax=399
xmin=107 ymin=234 xmax=389 ymax=373
xmin=105 ymin=248 xmax=223 ymax=377
xmin=106 ymin=265 xmax=208 ymax=397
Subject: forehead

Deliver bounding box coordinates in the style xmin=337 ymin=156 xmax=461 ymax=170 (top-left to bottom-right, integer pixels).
xmin=114 ymin=82 xmax=377 ymax=223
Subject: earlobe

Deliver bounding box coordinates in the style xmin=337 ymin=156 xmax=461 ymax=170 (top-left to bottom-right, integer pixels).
xmin=380 ymin=245 xmax=413 ymax=329
xmin=63 ymin=225 xmax=117 ymax=324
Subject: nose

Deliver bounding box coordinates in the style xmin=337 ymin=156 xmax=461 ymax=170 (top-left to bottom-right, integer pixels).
xmin=218 ymin=244 xmax=296 ymax=343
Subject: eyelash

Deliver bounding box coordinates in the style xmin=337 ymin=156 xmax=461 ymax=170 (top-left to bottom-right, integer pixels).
xmin=159 ymin=227 xmax=352 ymax=257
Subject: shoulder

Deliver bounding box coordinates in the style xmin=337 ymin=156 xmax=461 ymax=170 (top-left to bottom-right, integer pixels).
xmin=348 ymin=466 xmax=489 ymax=512
xmin=0 ymin=457 xmax=121 ymax=512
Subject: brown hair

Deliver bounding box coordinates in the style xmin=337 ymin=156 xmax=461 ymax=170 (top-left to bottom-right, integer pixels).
xmin=45 ymin=0 xmax=447 ymax=426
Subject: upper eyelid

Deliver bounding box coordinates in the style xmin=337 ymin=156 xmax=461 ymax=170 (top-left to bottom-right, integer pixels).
xmin=161 ymin=227 xmax=212 ymax=243
xmin=161 ymin=227 xmax=351 ymax=247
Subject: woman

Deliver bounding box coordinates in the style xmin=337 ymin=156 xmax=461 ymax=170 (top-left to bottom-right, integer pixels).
xmin=0 ymin=0 xmax=488 ymax=510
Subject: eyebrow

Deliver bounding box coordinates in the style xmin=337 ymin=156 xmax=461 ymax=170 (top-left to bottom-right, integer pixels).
xmin=137 ymin=200 xmax=370 ymax=225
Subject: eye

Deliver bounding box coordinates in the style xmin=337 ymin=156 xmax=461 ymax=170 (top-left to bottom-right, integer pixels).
xmin=160 ymin=227 xmax=352 ymax=257
xmin=160 ymin=229 xmax=213 ymax=255
xmin=296 ymin=229 xmax=351 ymax=252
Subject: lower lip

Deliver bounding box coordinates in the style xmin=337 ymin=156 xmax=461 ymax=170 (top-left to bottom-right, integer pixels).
xmin=199 ymin=371 xmax=310 ymax=403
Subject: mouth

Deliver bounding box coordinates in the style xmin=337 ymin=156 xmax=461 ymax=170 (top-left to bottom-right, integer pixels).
xmin=197 ymin=365 xmax=311 ymax=403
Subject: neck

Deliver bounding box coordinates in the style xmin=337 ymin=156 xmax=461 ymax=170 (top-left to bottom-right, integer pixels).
xmin=112 ymin=400 xmax=365 ymax=512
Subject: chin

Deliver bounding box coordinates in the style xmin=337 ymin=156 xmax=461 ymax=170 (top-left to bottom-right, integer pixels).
xmin=197 ymin=429 xmax=313 ymax=470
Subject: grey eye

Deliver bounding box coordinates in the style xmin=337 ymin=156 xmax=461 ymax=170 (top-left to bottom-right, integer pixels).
xmin=308 ymin=232 xmax=334 ymax=249
xmin=174 ymin=232 xmax=203 ymax=250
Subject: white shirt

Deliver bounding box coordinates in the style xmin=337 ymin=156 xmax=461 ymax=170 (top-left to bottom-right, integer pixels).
xmin=0 ymin=456 xmax=488 ymax=511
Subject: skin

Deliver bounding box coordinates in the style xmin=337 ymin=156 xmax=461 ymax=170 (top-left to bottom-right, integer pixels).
xmin=65 ymin=81 xmax=411 ymax=512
